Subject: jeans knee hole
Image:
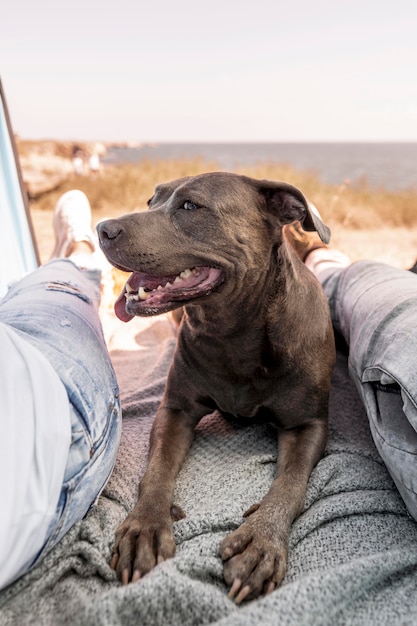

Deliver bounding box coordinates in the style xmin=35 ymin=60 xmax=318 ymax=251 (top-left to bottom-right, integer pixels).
xmin=46 ymin=281 xmax=92 ymax=304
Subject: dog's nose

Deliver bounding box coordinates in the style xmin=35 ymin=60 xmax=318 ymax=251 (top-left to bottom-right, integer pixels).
xmin=97 ymin=219 xmax=123 ymax=241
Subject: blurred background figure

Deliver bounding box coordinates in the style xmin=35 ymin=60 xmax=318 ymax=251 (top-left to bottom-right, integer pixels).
xmin=88 ymin=152 xmax=100 ymax=179
xmin=71 ymin=145 xmax=85 ymax=176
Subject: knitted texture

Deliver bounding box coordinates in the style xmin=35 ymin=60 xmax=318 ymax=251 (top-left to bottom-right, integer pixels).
xmin=1 ymin=314 xmax=417 ymax=626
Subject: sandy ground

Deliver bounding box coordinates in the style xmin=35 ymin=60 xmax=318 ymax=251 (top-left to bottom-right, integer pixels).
xmin=22 ymin=140 xmax=417 ymax=348
xmin=19 ymin=138 xmax=416 ymax=271
xmin=329 ymin=226 xmax=417 ymax=270
xmin=31 ymin=207 xmax=417 ymax=271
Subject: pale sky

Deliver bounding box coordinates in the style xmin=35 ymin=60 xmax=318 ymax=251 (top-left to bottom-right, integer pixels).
xmin=1 ymin=0 xmax=417 ymax=142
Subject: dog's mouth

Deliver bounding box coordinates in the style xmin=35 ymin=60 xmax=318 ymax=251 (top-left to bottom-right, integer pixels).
xmin=115 ymin=266 xmax=224 ymax=321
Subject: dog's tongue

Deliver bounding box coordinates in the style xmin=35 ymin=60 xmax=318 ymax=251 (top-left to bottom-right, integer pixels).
xmin=114 ymin=270 xmax=179 ymax=322
xmin=114 ymin=272 xmax=142 ymax=322
xmin=113 ymin=267 xmax=220 ymax=321
xmin=114 ymin=285 xmax=133 ymax=322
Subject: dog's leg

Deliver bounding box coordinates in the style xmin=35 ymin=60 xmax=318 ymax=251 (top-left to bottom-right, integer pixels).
xmin=220 ymin=418 xmax=327 ymax=603
xmin=111 ymin=405 xmax=199 ymax=584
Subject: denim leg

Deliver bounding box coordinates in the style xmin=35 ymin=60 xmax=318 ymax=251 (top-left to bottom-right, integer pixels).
xmin=0 ymin=259 xmax=121 ymax=559
xmin=317 ymin=258 xmax=417 ymax=519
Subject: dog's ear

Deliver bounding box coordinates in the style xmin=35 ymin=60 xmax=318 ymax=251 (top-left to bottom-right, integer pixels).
xmin=259 ymin=180 xmax=331 ymax=244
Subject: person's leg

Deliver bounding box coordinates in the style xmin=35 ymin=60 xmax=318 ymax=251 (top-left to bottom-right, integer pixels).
xmin=0 ymin=191 xmax=121 ymax=562
xmin=307 ymin=246 xmax=417 ymax=520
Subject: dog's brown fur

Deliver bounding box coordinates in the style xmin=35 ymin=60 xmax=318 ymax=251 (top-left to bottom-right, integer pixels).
xmin=97 ymin=172 xmax=336 ymax=602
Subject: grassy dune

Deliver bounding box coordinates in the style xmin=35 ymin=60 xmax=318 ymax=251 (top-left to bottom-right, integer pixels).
xmin=29 ymin=157 xmax=417 ymax=272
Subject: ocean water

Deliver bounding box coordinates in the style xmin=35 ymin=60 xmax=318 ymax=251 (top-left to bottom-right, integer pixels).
xmin=102 ymin=142 xmax=417 ymax=192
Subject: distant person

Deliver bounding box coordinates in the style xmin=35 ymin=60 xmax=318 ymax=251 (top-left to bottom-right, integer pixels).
xmin=88 ymin=152 xmax=100 ymax=179
xmin=285 ymin=217 xmax=417 ymax=522
xmin=72 ymin=146 xmax=85 ymax=176
xmin=0 ymin=190 xmax=121 ymax=590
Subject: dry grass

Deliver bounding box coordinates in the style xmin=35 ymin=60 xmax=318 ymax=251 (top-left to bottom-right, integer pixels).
xmin=29 ymin=158 xmax=417 ymax=272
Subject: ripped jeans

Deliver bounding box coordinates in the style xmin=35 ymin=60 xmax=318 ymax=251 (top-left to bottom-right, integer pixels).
xmin=0 ymin=259 xmax=121 ymax=563
xmin=307 ymin=250 xmax=417 ymax=520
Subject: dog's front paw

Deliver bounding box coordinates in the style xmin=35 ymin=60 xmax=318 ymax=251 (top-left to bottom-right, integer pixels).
xmin=111 ymin=503 xmax=185 ymax=584
xmin=220 ymin=510 xmax=288 ymax=603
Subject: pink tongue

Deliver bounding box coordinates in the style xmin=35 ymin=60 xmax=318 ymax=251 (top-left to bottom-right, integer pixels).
xmin=112 ymin=268 xmax=217 ymax=322
xmin=114 ymin=285 xmax=133 ymax=322
xmin=113 ymin=269 xmax=177 ymax=322
xmin=114 ymin=271 xmax=152 ymax=322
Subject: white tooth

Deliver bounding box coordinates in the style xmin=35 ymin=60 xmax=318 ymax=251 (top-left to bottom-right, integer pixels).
xmin=138 ymin=287 xmax=149 ymax=300
xmin=166 ymin=282 xmax=172 ymax=288
xmin=180 ymin=269 xmax=192 ymax=279
xmin=125 ymin=282 xmax=134 ymax=293
xmin=157 ymin=285 xmax=163 ymax=291
xmin=174 ymin=276 xmax=183 ymax=283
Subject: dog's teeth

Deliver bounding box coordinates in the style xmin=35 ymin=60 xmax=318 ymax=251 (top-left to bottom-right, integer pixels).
xmin=157 ymin=285 xmax=163 ymax=291
xmin=166 ymin=282 xmax=172 ymax=288
xmin=174 ymin=276 xmax=183 ymax=283
xmin=138 ymin=287 xmax=149 ymax=300
xmin=125 ymin=282 xmax=134 ymax=293
xmin=180 ymin=269 xmax=193 ymax=279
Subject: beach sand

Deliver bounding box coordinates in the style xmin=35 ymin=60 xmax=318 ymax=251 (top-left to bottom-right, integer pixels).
xmin=20 ymin=139 xmax=417 ymax=272
xmin=31 ymin=207 xmax=417 ymax=274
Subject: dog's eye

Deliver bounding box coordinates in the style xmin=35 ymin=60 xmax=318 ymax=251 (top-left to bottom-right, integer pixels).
xmin=182 ymin=200 xmax=200 ymax=211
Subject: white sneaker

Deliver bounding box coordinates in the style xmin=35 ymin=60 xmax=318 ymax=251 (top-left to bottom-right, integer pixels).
xmin=50 ymin=189 xmax=97 ymax=259
xmin=50 ymin=189 xmax=116 ymax=321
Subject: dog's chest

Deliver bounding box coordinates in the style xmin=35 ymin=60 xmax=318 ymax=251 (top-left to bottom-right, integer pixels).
xmin=217 ymin=387 xmax=260 ymax=418
xmin=181 ymin=324 xmax=282 ymax=419
xmin=206 ymin=371 xmax=272 ymax=419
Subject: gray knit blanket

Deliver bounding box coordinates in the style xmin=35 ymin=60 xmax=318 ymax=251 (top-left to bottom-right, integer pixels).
xmin=2 ymin=313 xmax=417 ymax=626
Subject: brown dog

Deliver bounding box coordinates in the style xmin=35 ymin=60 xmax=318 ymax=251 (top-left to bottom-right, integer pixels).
xmin=97 ymin=172 xmax=335 ymax=603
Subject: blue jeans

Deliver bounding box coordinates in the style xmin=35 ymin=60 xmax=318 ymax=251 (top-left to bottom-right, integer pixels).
xmin=0 ymin=259 xmax=121 ymax=565
xmin=314 ymin=257 xmax=417 ymax=519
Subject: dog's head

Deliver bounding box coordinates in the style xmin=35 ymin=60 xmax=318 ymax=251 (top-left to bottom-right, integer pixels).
xmin=97 ymin=172 xmax=330 ymax=321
